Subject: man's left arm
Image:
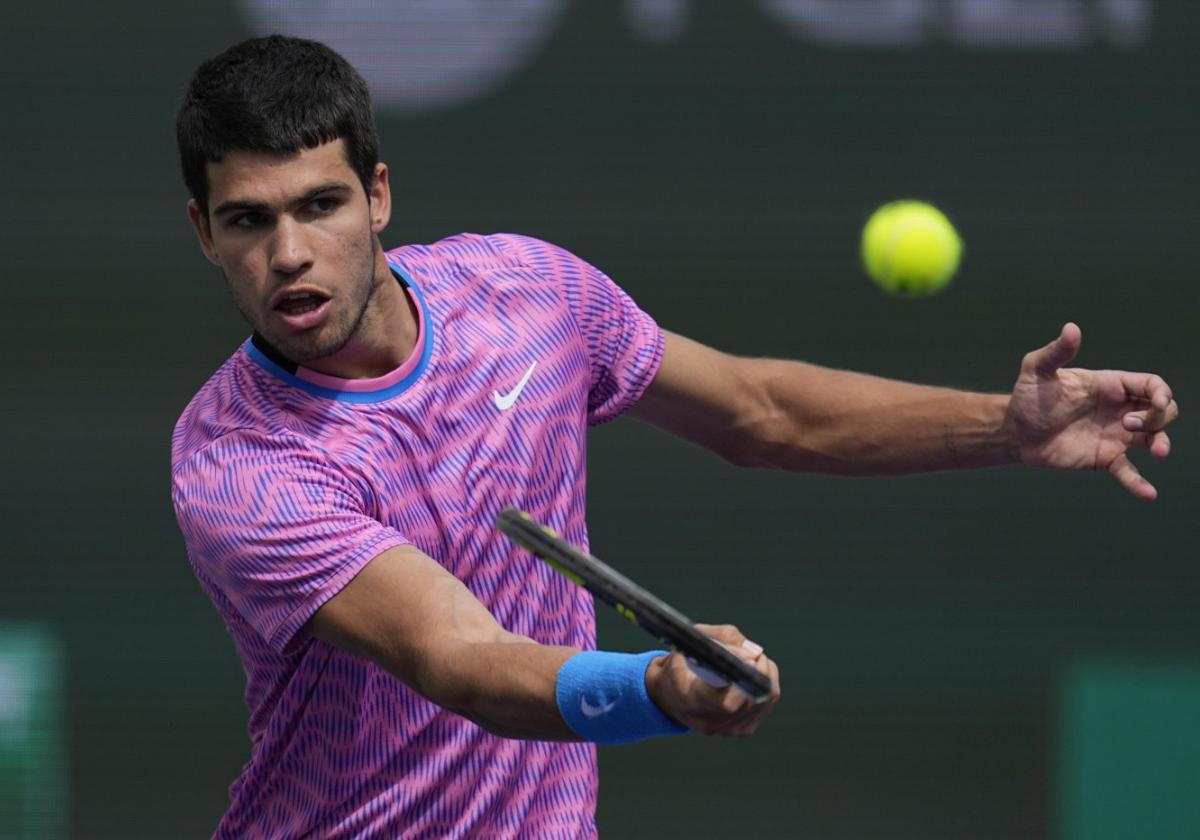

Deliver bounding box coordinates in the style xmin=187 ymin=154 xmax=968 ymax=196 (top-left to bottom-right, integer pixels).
xmin=629 ymin=323 xmax=1178 ymax=499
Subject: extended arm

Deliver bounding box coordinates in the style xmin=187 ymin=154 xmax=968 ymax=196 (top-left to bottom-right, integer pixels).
xmin=631 ymin=324 xmax=1177 ymax=497
xmin=633 ymin=331 xmax=1013 ymax=475
xmin=304 ymin=545 xmax=780 ymax=741
xmin=306 ymin=545 xmax=575 ymax=740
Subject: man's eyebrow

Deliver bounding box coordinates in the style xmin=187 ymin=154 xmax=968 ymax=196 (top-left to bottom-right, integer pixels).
xmin=211 ymin=181 xmax=356 ymax=218
xmin=212 ymin=198 xmax=267 ymax=218
xmin=293 ymin=181 xmax=355 ymax=206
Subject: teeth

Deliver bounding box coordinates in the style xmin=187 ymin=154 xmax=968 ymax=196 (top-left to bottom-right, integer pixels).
xmin=277 ymin=291 xmax=325 ymax=316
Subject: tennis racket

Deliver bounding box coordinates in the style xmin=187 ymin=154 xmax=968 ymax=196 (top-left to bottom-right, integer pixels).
xmin=497 ymin=508 xmax=772 ymax=702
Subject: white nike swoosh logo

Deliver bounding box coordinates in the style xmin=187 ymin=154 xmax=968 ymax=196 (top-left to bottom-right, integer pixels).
xmin=580 ymin=696 xmax=617 ymax=718
xmin=492 ymin=361 xmax=537 ymax=410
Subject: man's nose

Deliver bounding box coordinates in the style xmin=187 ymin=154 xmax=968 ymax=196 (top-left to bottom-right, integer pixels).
xmin=269 ymin=216 xmax=313 ymax=275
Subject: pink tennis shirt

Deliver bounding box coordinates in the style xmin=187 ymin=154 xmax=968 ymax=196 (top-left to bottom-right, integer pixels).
xmin=171 ymin=233 xmax=665 ymax=838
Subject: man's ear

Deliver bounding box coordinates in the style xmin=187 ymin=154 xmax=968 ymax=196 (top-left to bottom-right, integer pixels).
xmin=187 ymin=199 xmax=221 ymax=267
xmin=368 ymin=163 xmax=392 ymax=235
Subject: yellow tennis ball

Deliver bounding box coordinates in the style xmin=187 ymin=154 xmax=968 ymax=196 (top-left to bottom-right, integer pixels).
xmin=861 ymin=200 xmax=962 ymax=296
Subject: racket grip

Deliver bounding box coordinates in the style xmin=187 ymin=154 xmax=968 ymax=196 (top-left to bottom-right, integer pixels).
xmin=686 ymin=657 xmax=729 ymax=688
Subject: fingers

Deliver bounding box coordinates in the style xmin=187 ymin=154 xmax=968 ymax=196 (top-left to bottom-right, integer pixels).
xmin=1024 ymin=322 xmax=1082 ymax=377
xmin=659 ymin=652 xmax=749 ymax=734
xmin=1108 ymin=453 xmax=1157 ymax=501
xmin=695 ymin=623 xmax=747 ymax=649
xmin=658 ymin=627 xmax=781 ymax=738
xmin=1128 ymin=430 xmax=1172 ymax=460
xmin=1119 ymin=373 xmax=1178 ymax=431
xmin=715 ymin=654 xmax=781 ymax=739
xmin=1148 ymin=430 xmax=1171 ymax=460
xmin=697 ymin=632 xmax=780 ymax=737
xmin=694 ymin=623 xmax=762 ymax=662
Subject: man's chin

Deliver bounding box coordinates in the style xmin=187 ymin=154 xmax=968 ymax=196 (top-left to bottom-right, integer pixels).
xmin=262 ymin=328 xmax=351 ymax=367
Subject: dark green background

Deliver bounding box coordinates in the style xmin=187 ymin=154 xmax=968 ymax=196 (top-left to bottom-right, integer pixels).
xmin=2 ymin=2 xmax=1196 ymax=837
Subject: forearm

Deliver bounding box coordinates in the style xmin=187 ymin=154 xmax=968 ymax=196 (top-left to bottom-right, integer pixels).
xmin=307 ymin=547 xmax=580 ymax=741
xmin=633 ymin=332 xmax=1021 ymax=477
xmin=741 ymin=359 xmax=1019 ymax=475
xmin=410 ymin=633 xmax=579 ymax=741
xmin=308 ymin=546 xmax=748 ymax=744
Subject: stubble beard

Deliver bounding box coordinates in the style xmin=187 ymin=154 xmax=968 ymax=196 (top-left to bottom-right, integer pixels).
xmin=233 ymin=232 xmax=380 ymax=365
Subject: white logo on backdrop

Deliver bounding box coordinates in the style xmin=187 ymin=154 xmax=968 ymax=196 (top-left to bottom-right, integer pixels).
xmin=241 ymin=0 xmax=1152 ymax=111
xmin=0 ymin=658 xmax=31 ymax=737
xmin=760 ymin=0 xmax=1150 ymax=46
xmin=240 ymin=0 xmax=568 ymax=110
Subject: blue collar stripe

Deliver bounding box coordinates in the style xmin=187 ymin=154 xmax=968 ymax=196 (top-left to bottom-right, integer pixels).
xmin=244 ymin=261 xmax=433 ymax=404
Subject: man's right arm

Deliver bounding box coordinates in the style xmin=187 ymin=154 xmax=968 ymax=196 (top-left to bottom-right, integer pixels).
xmin=173 ymin=430 xmax=778 ymax=742
xmin=305 ymin=544 xmax=577 ymax=740
xmin=303 ymin=544 xmax=780 ymax=742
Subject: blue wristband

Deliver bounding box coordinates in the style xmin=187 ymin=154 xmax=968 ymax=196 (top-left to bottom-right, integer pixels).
xmin=555 ymin=650 xmax=689 ymax=745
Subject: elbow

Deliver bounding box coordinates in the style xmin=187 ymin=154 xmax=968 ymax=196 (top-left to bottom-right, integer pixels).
xmin=713 ymin=363 xmax=799 ymax=469
xmin=712 ymin=412 xmax=793 ymax=469
xmin=407 ymin=637 xmax=486 ymax=704
xmin=715 ymin=435 xmax=772 ymax=469
xmin=408 ymin=655 xmax=501 ymax=733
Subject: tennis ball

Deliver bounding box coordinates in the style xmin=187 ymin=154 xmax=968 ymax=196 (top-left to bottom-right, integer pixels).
xmin=861 ymin=200 xmax=962 ymax=296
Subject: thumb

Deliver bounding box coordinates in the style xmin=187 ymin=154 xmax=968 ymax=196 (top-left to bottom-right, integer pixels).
xmin=1027 ymin=322 xmax=1081 ymax=376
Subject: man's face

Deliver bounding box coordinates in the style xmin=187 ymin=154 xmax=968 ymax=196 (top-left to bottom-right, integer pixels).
xmin=187 ymin=139 xmax=390 ymax=364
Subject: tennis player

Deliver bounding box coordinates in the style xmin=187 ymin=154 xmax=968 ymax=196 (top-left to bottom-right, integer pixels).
xmin=171 ymin=36 xmax=1177 ymax=839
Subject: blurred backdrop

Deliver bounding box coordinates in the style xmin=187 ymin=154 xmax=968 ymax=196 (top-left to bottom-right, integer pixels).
xmin=2 ymin=1 xmax=1197 ymax=838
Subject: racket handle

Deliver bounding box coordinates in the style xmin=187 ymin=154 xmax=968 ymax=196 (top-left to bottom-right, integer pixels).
xmin=686 ymin=657 xmax=729 ymax=688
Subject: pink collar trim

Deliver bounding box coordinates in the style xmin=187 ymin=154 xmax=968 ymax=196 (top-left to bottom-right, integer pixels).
xmin=293 ymin=285 xmax=425 ymax=392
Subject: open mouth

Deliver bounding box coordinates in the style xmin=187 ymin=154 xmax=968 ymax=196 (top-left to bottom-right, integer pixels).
xmin=272 ymin=289 xmax=333 ymax=331
xmin=274 ymin=291 xmax=330 ymax=315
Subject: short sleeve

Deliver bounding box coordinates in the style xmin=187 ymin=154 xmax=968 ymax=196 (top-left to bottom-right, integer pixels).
xmin=171 ymin=430 xmax=407 ymax=653
xmin=491 ymin=233 xmax=665 ymax=425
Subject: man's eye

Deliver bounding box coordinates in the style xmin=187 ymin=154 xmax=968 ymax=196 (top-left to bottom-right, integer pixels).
xmin=231 ymin=213 xmax=266 ymax=229
xmin=310 ymin=197 xmax=339 ymax=214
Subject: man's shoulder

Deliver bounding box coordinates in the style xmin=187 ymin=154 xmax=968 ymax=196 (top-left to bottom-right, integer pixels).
xmin=170 ymin=347 xmax=290 ymax=473
xmin=385 ymin=232 xmax=573 ymax=280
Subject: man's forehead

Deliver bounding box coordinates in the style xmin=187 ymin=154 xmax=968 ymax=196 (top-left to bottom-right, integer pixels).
xmin=206 ymin=139 xmax=355 ymax=201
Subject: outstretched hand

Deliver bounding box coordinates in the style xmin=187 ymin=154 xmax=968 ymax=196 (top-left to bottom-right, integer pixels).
xmin=1007 ymin=323 xmax=1179 ymax=500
